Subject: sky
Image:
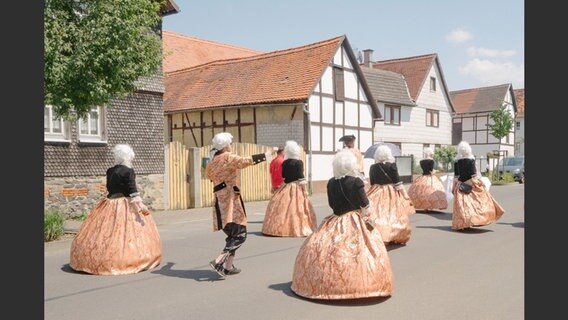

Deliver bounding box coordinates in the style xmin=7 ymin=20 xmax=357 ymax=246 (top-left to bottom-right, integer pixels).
xmin=163 ymin=0 xmax=524 ymax=92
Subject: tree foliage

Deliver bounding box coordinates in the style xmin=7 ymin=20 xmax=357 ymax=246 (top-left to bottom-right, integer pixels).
xmin=44 ymin=0 xmax=165 ymax=120
xmin=434 ymin=145 xmax=457 ymax=172
xmin=488 ymin=102 xmax=514 ymax=140
xmin=487 ymin=102 xmax=515 ymax=180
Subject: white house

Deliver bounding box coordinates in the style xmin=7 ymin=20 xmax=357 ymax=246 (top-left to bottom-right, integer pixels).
xmin=450 ymin=83 xmax=518 ymax=170
xmin=364 ymin=52 xmax=455 ymax=165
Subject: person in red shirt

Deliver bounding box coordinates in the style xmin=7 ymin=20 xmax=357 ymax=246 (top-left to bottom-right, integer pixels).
xmin=269 ymin=147 xmax=285 ymax=193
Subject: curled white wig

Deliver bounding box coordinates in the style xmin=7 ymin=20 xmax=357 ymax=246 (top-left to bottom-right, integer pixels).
xmin=332 ymin=149 xmax=359 ymax=179
xmin=423 ymin=147 xmax=434 ymax=159
xmin=374 ymin=145 xmax=395 ymax=163
xmin=284 ymin=140 xmax=301 ymax=160
xmin=456 ymin=140 xmax=475 ymax=160
xmin=113 ymin=144 xmax=135 ymax=167
xmin=212 ymin=132 xmax=233 ymax=151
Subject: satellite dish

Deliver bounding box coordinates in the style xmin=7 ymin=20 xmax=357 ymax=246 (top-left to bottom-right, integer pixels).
xmin=356 ymin=50 xmax=363 ymax=64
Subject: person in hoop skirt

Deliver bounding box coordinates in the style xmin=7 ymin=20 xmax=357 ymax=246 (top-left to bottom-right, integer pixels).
xmin=291 ymin=149 xmax=393 ymax=300
xmin=69 ymin=144 xmax=162 ymax=275
xmin=452 ymin=141 xmax=505 ymax=230
xmin=262 ymin=140 xmax=317 ymax=237
xmin=407 ymin=147 xmax=448 ymax=212
xmin=366 ymin=145 xmax=415 ymax=245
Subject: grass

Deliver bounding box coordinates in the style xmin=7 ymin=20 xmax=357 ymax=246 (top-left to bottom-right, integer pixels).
xmin=44 ymin=208 xmax=65 ymax=242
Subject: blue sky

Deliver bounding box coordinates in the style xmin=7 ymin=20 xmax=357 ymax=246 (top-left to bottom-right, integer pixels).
xmin=163 ymin=0 xmax=524 ymax=92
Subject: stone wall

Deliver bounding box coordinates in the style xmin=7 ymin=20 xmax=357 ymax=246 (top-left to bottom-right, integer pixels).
xmin=44 ymin=173 xmax=164 ymax=219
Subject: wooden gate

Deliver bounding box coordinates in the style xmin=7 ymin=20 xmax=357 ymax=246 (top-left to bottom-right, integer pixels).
xmin=166 ymin=142 xmax=296 ymax=209
xmin=165 ymin=141 xmax=191 ymax=210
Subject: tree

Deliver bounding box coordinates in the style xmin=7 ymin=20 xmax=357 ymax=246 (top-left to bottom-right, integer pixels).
xmin=44 ymin=0 xmax=165 ymax=120
xmin=487 ymin=102 xmax=515 ymax=180
xmin=488 ymin=102 xmax=514 ymax=140
xmin=434 ymin=146 xmax=457 ymax=172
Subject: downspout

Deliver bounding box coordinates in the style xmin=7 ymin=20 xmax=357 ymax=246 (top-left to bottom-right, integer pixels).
xmin=303 ymin=103 xmax=312 ymax=194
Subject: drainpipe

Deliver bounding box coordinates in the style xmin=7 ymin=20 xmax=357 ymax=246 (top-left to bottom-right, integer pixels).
xmin=303 ymin=103 xmax=312 ymax=194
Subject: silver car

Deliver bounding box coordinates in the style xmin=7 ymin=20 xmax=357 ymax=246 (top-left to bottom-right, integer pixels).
xmin=499 ymin=156 xmax=525 ymax=184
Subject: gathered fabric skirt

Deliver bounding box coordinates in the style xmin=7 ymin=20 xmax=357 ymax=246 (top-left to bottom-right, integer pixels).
xmin=262 ymin=181 xmax=317 ymax=237
xmin=452 ymin=178 xmax=505 ymax=230
xmin=407 ymin=174 xmax=448 ymax=210
xmin=69 ymin=197 xmax=162 ymax=275
xmin=291 ymin=210 xmax=393 ymax=300
xmin=366 ymin=184 xmax=415 ymax=245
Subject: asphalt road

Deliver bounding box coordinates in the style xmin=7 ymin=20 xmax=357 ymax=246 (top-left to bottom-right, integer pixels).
xmin=45 ymin=183 xmax=524 ymax=320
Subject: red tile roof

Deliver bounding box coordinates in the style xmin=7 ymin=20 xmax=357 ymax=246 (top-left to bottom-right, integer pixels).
xmin=163 ymin=31 xmax=263 ymax=73
xmin=514 ymin=88 xmax=524 ymax=117
xmin=372 ymin=53 xmax=437 ymax=101
xmin=164 ymin=35 xmax=346 ymax=113
xmin=450 ymin=84 xmax=513 ymax=114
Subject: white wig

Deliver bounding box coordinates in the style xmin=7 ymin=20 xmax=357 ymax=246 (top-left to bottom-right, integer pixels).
xmin=332 ymin=149 xmax=359 ymax=179
xmin=113 ymin=144 xmax=135 ymax=167
xmin=374 ymin=145 xmax=395 ymax=163
xmin=456 ymin=140 xmax=475 ymax=160
xmin=423 ymin=147 xmax=434 ymax=159
xmin=212 ymin=132 xmax=233 ymax=151
xmin=284 ymin=140 xmax=301 ymax=160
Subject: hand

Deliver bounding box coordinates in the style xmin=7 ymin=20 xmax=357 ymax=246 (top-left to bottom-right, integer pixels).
xmin=131 ymin=196 xmax=149 ymax=214
xmin=264 ymin=151 xmax=273 ymax=162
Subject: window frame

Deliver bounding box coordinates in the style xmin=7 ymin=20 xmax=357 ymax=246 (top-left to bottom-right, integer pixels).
xmin=44 ymin=105 xmax=70 ymax=142
xmin=384 ymin=104 xmax=401 ymax=126
xmin=77 ymin=106 xmax=107 ymax=143
xmin=430 ymin=76 xmax=437 ymax=92
xmin=333 ymin=67 xmax=345 ymax=102
xmin=426 ymin=109 xmax=440 ymax=127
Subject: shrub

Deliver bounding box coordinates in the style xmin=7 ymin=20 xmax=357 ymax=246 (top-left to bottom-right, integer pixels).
xmin=44 ymin=208 xmax=65 ymax=242
xmin=74 ymin=211 xmax=89 ymax=221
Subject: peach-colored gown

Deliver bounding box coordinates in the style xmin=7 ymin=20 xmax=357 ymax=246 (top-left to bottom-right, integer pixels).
xmin=291 ymin=210 xmax=393 ymax=299
xmin=407 ymin=174 xmax=448 ymax=211
xmin=452 ymin=177 xmax=505 ymax=230
xmin=69 ymin=197 xmax=162 ymax=275
xmin=366 ymin=184 xmax=415 ymax=245
xmin=262 ymin=181 xmax=317 ymax=237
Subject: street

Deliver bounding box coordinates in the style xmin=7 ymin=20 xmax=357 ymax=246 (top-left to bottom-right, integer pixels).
xmin=45 ymin=183 xmax=524 ymax=320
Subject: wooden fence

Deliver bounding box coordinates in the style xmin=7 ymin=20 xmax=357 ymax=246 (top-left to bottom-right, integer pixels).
xmin=166 ymin=141 xmax=305 ymax=209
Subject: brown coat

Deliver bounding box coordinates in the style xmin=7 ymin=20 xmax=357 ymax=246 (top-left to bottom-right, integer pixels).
xmin=205 ymin=152 xmax=257 ymax=231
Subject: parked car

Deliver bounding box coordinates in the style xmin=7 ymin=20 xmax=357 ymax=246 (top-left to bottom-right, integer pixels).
xmin=498 ymin=156 xmax=525 ymax=184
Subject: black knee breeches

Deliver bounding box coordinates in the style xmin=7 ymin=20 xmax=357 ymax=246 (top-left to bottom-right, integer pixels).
xmin=222 ymin=222 xmax=247 ymax=255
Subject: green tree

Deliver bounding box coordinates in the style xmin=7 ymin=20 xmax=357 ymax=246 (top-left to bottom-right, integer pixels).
xmin=434 ymin=145 xmax=457 ymax=172
xmin=488 ymin=102 xmax=514 ymax=140
xmin=44 ymin=0 xmax=165 ymax=120
xmin=488 ymin=102 xmax=515 ymax=180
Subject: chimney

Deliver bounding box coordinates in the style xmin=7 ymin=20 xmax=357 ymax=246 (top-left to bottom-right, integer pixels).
xmin=363 ymin=49 xmax=374 ymax=67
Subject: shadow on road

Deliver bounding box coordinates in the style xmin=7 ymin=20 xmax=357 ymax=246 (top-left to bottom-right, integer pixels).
xmin=497 ymin=221 xmax=524 ymax=228
xmin=267 ymin=281 xmax=391 ymax=305
xmin=416 ymin=225 xmax=494 ymax=234
xmin=151 ymin=262 xmax=225 ymax=282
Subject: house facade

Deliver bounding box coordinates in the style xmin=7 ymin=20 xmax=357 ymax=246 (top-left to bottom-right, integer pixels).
xmin=44 ymin=1 xmax=180 ymax=218
xmin=513 ymin=88 xmax=525 ymax=156
xmin=164 ymin=35 xmax=380 ymax=196
xmin=450 ymin=83 xmax=518 ymax=170
xmin=365 ymin=52 xmax=455 ymax=165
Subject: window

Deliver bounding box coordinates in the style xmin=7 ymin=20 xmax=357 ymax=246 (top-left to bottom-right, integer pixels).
xmin=516 ymin=121 xmax=521 ymax=130
xmin=384 ymin=105 xmax=401 ymax=125
xmin=78 ymin=106 xmax=106 ymax=143
xmin=426 ymin=109 xmax=439 ymax=127
xmin=44 ymin=105 xmax=69 ymax=141
xmin=333 ymin=67 xmax=345 ymax=101
xmin=430 ymin=77 xmax=436 ymax=92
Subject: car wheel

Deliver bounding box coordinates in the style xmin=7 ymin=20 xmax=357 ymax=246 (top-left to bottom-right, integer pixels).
xmin=519 ymin=173 xmax=524 ymax=184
